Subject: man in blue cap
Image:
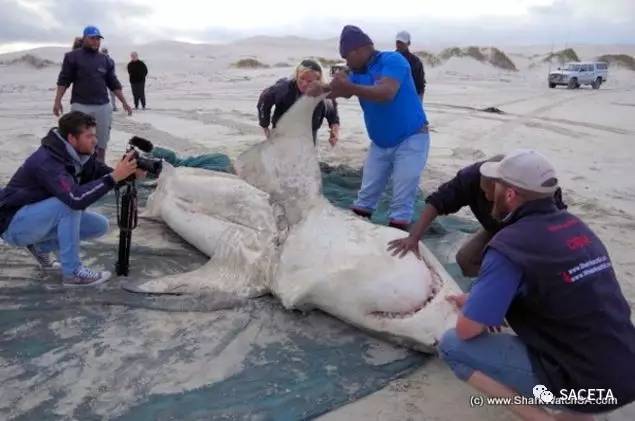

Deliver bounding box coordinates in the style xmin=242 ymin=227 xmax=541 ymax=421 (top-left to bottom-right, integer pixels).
xmin=317 ymin=25 xmax=430 ymax=230
xmin=53 ymin=26 xmax=133 ymax=162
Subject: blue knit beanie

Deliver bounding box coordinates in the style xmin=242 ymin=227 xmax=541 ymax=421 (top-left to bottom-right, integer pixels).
xmin=339 ymin=25 xmax=373 ymax=58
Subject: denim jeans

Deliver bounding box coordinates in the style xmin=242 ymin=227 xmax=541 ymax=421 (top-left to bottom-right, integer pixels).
xmin=1 ymin=197 xmax=109 ymax=277
xmin=353 ymin=131 xmax=430 ymax=223
xmin=438 ymin=328 xmax=542 ymax=398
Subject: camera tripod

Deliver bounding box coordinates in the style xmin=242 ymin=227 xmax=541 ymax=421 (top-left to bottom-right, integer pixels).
xmin=115 ymin=179 xmax=138 ymax=276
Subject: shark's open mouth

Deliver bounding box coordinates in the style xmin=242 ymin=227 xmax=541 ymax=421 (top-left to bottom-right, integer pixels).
xmin=369 ymin=268 xmax=443 ymax=319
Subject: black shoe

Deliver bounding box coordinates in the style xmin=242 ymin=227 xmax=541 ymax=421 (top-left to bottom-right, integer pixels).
xmin=352 ymin=207 xmax=372 ymax=219
xmin=388 ymin=220 xmax=410 ymax=232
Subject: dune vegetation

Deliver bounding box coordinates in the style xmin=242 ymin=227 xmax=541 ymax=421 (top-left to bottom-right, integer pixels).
xmin=233 ymin=58 xmax=270 ymax=69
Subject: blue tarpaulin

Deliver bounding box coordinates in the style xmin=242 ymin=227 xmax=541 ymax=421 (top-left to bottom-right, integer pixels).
xmin=0 ymin=150 xmax=477 ymax=420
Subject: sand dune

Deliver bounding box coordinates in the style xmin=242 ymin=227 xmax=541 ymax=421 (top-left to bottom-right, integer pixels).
xmin=598 ymin=54 xmax=635 ymax=70
xmin=0 ymin=53 xmax=57 ymax=69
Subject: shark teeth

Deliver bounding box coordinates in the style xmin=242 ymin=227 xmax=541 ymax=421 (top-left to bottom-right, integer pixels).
xmin=369 ymin=284 xmax=440 ymax=319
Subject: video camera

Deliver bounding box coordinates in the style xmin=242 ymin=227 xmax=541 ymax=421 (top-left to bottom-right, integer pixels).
xmin=115 ymin=136 xmax=163 ymax=276
xmin=329 ymin=64 xmax=350 ymax=77
xmin=126 ymin=136 xmax=163 ymax=178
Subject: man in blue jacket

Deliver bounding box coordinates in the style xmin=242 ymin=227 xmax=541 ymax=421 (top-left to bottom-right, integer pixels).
xmin=53 ymin=25 xmax=133 ymax=163
xmin=0 ymin=111 xmax=139 ymax=286
xmin=325 ymin=25 xmax=430 ymax=231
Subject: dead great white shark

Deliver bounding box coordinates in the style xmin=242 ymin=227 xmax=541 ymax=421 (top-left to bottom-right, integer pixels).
xmin=134 ymin=95 xmax=460 ymax=352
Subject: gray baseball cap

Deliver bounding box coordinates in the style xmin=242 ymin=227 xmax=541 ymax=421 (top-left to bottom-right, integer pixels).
xmin=480 ymin=149 xmax=558 ymax=194
xmin=396 ymin=31 xmax=411 ymax=44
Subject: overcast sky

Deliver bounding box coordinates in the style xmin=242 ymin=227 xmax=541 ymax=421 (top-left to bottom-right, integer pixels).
xmin=1 ymin=0 xmax=634 ymax=53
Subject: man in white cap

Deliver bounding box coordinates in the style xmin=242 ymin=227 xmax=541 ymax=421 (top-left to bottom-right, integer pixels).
xmin=396 ymin=30 xmax=425 ymax=100
xmin=437 ymin=149 xmax=635 ymax=419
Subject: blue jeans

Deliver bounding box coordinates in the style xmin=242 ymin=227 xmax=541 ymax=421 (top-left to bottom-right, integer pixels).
xmin=353 ymin=132 xmax=430 ymax=223
xmin=438 ymin=329 xmax=541 ymax=398
xmin=1 ymin=197 xmax=109 ymax=277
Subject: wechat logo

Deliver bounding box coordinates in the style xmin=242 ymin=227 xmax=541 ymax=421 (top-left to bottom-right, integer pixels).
xmin=533 ymin=384 xmax=555 ymax=404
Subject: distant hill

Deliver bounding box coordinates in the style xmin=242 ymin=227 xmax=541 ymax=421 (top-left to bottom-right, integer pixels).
xmin=543 ymin=48 xmax=580 ymax=64
xmin=0 ymin=54 xmax=56 ymax=69
xmin=422 ymin=46 xmax=517 ymax=71
xmin=233 ymin=58 xmax=269 ymax=69
xmin=314 ymin=57 xmax=343 ymax=67
xmin=597 ymin=54 xmax=635 ymax=70
xmin=413 ymin=50 xmax=441 ymax=67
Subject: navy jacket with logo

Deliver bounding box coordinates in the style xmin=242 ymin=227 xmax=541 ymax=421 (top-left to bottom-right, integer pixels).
xmin=57 ymin=47 xmax=123 ymax=105
xmin=488 ymin=198 xmax=635 ymax=413
xmin=0 ymin=129 xmax=115 ymax=234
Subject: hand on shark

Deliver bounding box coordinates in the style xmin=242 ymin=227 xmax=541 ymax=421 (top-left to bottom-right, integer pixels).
xmin=446 ymin=293 xmax=468 ymax=310
xmin=328 ymin=124 xmax=339 ymax=147
xmin=329 ymin=72 xmax=356 ymax=99
xmin=387 ymin=235 xmax=421 ymax=259
xmin=305 ymin=81 xmax=329 ymax=97
xmin=304 ymin=78 xmax=354 ymax=101
xmin=446 ymin=293 xmax=506 ymax=333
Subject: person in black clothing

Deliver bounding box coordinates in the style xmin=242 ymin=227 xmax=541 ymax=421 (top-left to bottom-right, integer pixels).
xmin=387 ymin=155 xmax=567 ymax=277
xmin=257 ymin=59 xmax=340 ymax=146
xmin=127 ymin=52 xmax=148 ymax=110
xmin=395 ymin=31 xmax=426 ymax=100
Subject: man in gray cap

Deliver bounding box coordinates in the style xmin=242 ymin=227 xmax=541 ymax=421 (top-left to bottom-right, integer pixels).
xmin=54 ymin=25 xmax=133 ymax=162
xmin=437 ymin=149 xmax=635 ymax=419
xmin=395 ymin=31 xmax=426 ymax=100
xmin=387 ymin=154 xmax=566 ymax=277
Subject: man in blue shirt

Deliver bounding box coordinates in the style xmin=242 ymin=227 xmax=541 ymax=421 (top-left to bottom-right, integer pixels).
xmin=438 ymin=150 xmax=635 ymax=419
xmin=326 ymin=25 xmax=430 ymax=230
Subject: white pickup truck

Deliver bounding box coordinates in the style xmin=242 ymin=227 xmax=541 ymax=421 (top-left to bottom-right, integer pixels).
xmin=548 ymin=62 xmax=608 ymax=89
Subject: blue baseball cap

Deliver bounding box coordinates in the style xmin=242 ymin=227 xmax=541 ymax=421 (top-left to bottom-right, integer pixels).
xmin=83 ymin=26 xmax=103 ymax=39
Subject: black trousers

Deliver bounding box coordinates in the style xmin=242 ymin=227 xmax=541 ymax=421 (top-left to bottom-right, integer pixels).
xmin=131 ymin=82 xmax=146 ymax=109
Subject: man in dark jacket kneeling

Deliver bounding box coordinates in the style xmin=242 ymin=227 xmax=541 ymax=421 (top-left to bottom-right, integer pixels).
xmin=0 ymin=111 xmax=139 ymax=287
xmin=388 ymin=154 xmax=566 ymax=276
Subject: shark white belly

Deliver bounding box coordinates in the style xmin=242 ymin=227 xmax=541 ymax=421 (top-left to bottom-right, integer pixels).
xmin=133 ymin=95 xmax=460 ymax=352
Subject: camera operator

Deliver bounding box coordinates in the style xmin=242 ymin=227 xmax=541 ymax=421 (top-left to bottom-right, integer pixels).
xmin=0 ymin=111 xmax=143 ymax=287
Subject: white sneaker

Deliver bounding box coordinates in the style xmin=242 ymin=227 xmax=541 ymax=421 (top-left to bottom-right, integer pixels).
xmin=26 ymin=245 xmax=61 ymax=271
xmin=63 ymin=266 xmax=111 ymax=287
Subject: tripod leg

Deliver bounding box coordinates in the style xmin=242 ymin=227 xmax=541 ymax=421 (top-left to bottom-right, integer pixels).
xmin=116 ymin=191 xmax=130 ymax=276
xmin=116 ymin=185 xmax=135 ymax=276
xmin=115 ymin=181 xmax=139 ymax=277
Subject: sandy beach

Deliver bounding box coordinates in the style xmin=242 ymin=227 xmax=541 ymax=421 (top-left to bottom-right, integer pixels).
xmin=1 ymin=37 xmax=634 ymax=419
